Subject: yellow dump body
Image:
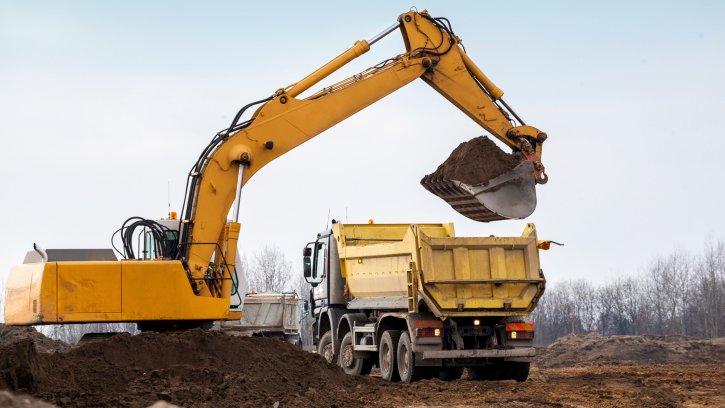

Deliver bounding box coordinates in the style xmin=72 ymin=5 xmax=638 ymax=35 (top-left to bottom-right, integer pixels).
xmin=334 ymin=223 xmax=544 ymax=317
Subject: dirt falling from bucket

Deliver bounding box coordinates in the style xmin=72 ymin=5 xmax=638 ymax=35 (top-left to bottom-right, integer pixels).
xmin=422 ymin=136 xmax=522 ymax=186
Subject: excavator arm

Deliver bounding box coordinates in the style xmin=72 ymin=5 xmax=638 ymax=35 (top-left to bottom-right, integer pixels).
xmin=4 ymin=10 xmax=548 ymax=325
xmin=181 ymin=11 xmax=547 ymax=295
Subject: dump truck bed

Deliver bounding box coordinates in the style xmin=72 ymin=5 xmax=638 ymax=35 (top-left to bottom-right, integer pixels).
xmin=238 ymin=293 xmax=299 ymax=332
xmin=333 ymin=223 xmax=544 ymax=317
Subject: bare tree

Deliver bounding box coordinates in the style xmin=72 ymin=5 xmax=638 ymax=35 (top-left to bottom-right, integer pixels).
xmin=246 ymin=244 xmax=292 ymax=293
xmin=692 ymin=240 xmax=725 ymax=338
xmin=645 ymin=251 xmax=691 ymax=335
xmin=534 ymin=240 xmax=724 ymax=345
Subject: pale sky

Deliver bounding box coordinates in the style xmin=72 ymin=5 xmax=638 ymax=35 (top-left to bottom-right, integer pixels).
xmin=1 ymin=0 xmax=723 ymax=286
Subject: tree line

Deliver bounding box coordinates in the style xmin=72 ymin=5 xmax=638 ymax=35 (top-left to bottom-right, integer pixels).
xmin=531 ymin=240 xmax=724 ymax=345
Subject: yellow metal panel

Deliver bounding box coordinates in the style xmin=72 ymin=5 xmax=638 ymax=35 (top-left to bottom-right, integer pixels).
xmin=468 ymin=248 xmax=493 ymax=300
xmin=5 ymin=260 xmax=233 ymax=325
xmin=344 ymin=254 xmax=411 ymax=298
xmin=57 ymin=262 xmax=121 ymax=316
xmin=418 ymin=226 xmax=543 ymax=315
xmin=4 ymin=263 xmax=57 ymax=325
xmin=121 ymin=261 xmax=230 ymax=321
xmin=452 ymin=247 xmax=471 ymax=300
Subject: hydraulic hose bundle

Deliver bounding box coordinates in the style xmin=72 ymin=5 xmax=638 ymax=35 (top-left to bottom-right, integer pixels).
xmin=112 ymin=217 xmax=178 ymax=260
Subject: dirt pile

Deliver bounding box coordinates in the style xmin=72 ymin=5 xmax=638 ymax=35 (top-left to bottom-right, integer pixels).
xmin=0 ymin=390 xmax=56 ymax=408
xmin=1 ymin=330 xmax=723 ymax=407
xmin=422 ymin=136 xmax=521 ymax=186
xmin=0 ymin=329 xmax=380 ymax=408
xmin=536 ymin=332 xmax=725 ymax=367
xmin=0 ymin=325 xmax=67 ymax=353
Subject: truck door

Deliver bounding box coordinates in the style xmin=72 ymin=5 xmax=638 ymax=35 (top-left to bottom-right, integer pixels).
xmin=312 ymin=237 xmax=329 ymax=307
xmin=303 ymin=237 xmax=329 ymax=310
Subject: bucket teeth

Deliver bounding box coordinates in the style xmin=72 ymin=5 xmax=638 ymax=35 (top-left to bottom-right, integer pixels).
xmin=421 ymin=162 xmax=537 ymax=222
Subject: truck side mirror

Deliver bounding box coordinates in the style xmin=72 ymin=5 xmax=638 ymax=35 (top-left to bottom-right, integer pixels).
xmin=303 ymin=255 xmax=312 ymax=278
xmin=303 ymin=244 xmax=313 ymax=279
xmin=303 ymin=300 xmax=309 ymax=312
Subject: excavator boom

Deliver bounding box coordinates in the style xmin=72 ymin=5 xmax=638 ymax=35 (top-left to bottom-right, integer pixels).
xmin=4 ymin=10 xmax=547 ymax=326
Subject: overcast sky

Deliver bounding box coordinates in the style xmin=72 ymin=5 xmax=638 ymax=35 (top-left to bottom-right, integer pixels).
xmin=1 ymin=0 xmax=723 ymax=287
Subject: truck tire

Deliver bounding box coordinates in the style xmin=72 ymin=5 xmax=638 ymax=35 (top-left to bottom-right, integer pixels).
xmin=510 ymin=362 xmax=530 ymax=382
xmin=437 ymin=367 xmax=464 ymax=381
xmin=396 ymin=331 xmax=424 ymax=383
xmin=338 ymin=332 xmax=373 ymax=376
xmin=318 ymin=331 xmax=335 ymax=364
xmin=379 ymin=330 xmax=401 ymax=382
xmin=468 ymin=362 xmax=530 ymax=381
xmin=467 ymin=366 xmax=497 ymax=381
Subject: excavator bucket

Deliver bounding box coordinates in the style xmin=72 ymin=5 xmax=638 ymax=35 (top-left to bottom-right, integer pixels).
xmin=421 ymin=162 xmax=537 ymax=222
xmin=420 ymin=136 xmax=537 ymax=222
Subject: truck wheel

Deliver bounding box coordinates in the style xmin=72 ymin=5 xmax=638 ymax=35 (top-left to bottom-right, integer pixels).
xmin=437 ymin=367 xmax=464 ymax=381
xmin=318 ymin=331 xmax=335 ymax=364
xmin=396 ymin=331 xmax=423 ymax=383
xmin=510 ymin=362 xmax=530 ymax=382
xmin=338 ymin=332 xmax=372 ymax=376
xmin=379 ymin=330 xmax=401 ymax=382
xmin=467 ymin=366 xmax=496 ymax=381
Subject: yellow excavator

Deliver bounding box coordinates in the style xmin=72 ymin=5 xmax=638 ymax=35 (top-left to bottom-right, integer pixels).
xmin=4 ymin=10 xmax=547 ymax=328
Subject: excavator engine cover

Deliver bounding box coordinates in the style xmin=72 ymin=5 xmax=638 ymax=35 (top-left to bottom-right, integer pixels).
xmin=420 ymin=136 xmax=537 ymax=222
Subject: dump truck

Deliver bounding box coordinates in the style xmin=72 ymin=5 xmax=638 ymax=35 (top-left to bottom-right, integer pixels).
xmin=221 ymin=293 xmax=301 ymax=345
xmin=302 ymin=221 xmax=545 ymax=382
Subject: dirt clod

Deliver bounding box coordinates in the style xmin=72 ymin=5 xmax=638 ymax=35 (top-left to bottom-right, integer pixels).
xmin=422 ymin=136 xmax=521 ymax=186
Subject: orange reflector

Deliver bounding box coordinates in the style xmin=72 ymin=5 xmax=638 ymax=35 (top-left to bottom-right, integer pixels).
xmin=505 ymin=322 xmax=534 ymax=332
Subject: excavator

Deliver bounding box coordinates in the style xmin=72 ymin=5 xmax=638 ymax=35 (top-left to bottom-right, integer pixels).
xmin=4 ymin=10 xmax=547 ymax=328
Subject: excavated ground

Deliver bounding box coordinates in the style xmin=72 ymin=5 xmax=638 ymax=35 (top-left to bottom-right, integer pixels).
xmin=0 ymin=326 xmax=723 ymax=407
xmin=422 ymin=136 xmax=521 ymax=186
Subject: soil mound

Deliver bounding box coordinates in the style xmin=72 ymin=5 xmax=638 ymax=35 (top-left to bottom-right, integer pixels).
xmin=0 ymin=390 xmax=56 ymax=408
xmin=0 ymin=329 xmax=379 ymax=408
xmin=422 ymin=136 xmax=521 ymax=186
xmin=0 ymin=325 xmax=67 ymax=353
xmin=536 ymin=332 xmax=725 ymax=367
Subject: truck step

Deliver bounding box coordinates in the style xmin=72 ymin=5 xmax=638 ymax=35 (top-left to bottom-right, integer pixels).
xmin=353 ymin=344 xmax=377 ymax=352
xmin=352 ymin=325 xmax=375 ymax=333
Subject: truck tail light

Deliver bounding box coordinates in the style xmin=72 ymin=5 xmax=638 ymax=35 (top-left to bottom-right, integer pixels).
xmin=505 ymin=322 xmax=534 ymax=340
xmin=416 ymin=327 xmax=441 ymax=337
